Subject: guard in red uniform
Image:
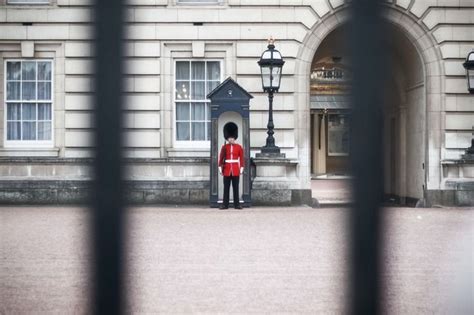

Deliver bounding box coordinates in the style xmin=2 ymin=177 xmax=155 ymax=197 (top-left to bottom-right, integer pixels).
xmin=218 ymin=123 xmax=244 ymax=209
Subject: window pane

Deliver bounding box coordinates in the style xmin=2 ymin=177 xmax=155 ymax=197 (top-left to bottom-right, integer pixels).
xmin=207 ymin=81 xmax=219 ymax=95
xmin=191 ymin=103 xmax=205 ymax=120
xmin=7 ymin=103 xmax=22 ymax=120
xmin=22 ymin=122 xmax=37 ymax=140
xmin=176 ymin=61 xmax=190 ymax=80
xmin=192 ymin=122 xmax=205 ymax=140
xmin=7 ymin=62 xmax=21 ymax=80
xmin=38 ymin=62 xmax=52 ymax=80
xmin=206 ymin=104 xmax=211 ymax=120
xmin=191 ymin=82 xmax=205 ymax=99
xmin=38 ymin=122 xmax=52 ymax=140
xmin=191 ymin=62 xmax=205 ymax=80
xmin=328 ymin=114 xmax=350 ymax=155
xmin=176 ymin=103 xmax=190 ymax=120
xmin=23 ymin=103 xmax=37 ymax=120
xmin=176 ymin=122 xmax=190 ymax=140
xmin=22 ymin=61 xmax=36 ymax=80
xmin=38 ymin=103 xmax=52 ymax=120
xmin=207 ymin=122 xmax=211 ymax=140
xmin=6 ymin=82 xmax=21 ymax=100
xmin=207 ymin=61 xmax=220 ymax=81
xmin=22 ymin=82 xmax=36 ymax=100
xmin=38 ymin=82 xmax=52 ymax=100
xmin=7 ymin=122 xmax=21 ymax=140
xmin=176 ymin=81 xmax=190 ymax=100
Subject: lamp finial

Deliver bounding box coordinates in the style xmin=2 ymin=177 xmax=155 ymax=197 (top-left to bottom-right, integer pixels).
xmin=268 ymin=36 xmax=275 ymax=45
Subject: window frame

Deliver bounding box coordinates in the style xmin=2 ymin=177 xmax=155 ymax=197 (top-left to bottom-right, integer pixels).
xmin=4 ymin=59 xmax=55 ymax=148
xmin=173 ymin=59 xmax=222 ymax=149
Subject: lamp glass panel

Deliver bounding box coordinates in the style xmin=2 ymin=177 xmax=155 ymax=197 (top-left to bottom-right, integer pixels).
xmin=261 ymin=66 xmax=271 ymax=89
xmin=262 ymin=50 xmax=272 ymax=59
xmin=271 ymin=66 xmax=282 ymax=89
xmin=468 ymin=69 xmax=474 ymax=89
xmin=272 ymin=51 xmax=282 ymax=60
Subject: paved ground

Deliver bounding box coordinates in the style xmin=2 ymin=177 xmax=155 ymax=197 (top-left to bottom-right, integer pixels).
xmin=1 ymin=206 xmax=472 ymax=314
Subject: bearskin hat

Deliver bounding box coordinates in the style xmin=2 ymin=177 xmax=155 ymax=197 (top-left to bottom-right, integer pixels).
xmin=223 ymin=122 xmax=238 ymax=140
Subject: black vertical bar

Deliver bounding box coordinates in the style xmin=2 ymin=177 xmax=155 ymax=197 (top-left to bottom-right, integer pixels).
xmin=92 ymin=0 xmax=125 ymax=314
xmin=349 ymin=0 xmax=386 ymax=314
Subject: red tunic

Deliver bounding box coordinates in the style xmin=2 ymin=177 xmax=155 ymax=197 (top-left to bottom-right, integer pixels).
xmin=218 ymin=143 xmax=244 ymax=176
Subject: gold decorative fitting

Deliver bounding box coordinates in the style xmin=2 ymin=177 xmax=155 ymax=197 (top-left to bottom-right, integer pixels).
xmin=268 ymin=36 xmax=275 ymax=45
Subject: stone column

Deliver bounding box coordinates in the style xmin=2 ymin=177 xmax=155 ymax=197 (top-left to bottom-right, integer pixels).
xmin=210 ymin=117 xmax=219 ymax=204
xmin=242 ymin=117 xmax=250 ymax=198
xmin=399 ymin=106 xmax=407 ymax=204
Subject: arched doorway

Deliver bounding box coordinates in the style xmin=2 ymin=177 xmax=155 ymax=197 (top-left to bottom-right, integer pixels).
xmin=382 ymin=23 xmax=426 ymax=204
xmin=297 ymin=7 xmax=442 ymax=205
xmin=310 ymin=26 xmax=351 ymax=178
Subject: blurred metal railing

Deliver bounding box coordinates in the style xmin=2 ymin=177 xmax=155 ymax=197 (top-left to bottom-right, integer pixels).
xmin=349 ymin=0 xmax=385 ymax=314
xmin=92 ymin=0 xmax=126 ymax=314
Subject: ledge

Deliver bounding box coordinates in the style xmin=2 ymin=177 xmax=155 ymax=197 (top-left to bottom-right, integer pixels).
xmin=251 ymin=157 xmax=299 ymax=164
xmin=441 ymin=159 xmax=474 ymax=165
xmin=445 ymin=179 xmax=474 ymax=191
xmin=167 ymin=148 xmax=210 ymax=158
xmin=129 ymin=157 xmax=210 ymax=164
xmin=0 ymin=157 xmax=210 ymax=164
xmin=0 ymin=148 xmax=60 ymax=158
xmin=0 ymin=156 xmax=89 ymax=164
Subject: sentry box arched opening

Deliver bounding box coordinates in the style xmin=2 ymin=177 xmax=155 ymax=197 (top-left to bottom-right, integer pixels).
xmin=207 ymin=77 xmax=253 ymax=208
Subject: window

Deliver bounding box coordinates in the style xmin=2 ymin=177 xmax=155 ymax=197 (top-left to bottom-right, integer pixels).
xmin=7 ymin=0 xmax=49 ymax=4
xmin=175 ymin=60 xmax=221 ymax=146
xmin=328 ymin=113 xmax=350 ymax=156
xmin=5 ymin=60 xmax=53 ymax=146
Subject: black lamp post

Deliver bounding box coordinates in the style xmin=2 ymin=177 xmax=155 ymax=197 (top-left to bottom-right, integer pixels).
xmin=462 ymin=51 xmax=474 ymax=158
xmin=257 ymin=38 xmax=285 ymax=157
xmin=463 ymin=50 xmax=474 ymax=94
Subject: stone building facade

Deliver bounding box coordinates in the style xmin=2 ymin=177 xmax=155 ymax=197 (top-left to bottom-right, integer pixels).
xmin=0 ymin=0 xmax=473 ymax=205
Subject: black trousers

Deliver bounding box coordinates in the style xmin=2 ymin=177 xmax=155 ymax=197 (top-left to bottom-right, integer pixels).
xmin=223 ymin=176 xmax=240 ymax=207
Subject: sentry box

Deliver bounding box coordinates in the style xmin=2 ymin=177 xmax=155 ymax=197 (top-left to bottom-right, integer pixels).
xmin=207 ymin=77 xmax=253 ymax=208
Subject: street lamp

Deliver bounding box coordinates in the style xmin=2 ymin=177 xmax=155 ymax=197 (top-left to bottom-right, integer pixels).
xmin=463 ymin=51 xmax=474 ymax=158
xmin=463 ymin=50 xmax=474 ymax=94
xmin=257 ymin=37 xmax=285 ymax=156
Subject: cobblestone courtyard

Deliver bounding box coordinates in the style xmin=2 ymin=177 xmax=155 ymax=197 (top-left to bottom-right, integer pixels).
xmin=1 ymin=206 xmax=473 ymax=314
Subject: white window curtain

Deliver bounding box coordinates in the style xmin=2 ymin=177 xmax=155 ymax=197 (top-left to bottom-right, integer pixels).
xmin=5 ymin=60 xmax=53 ymax=143
xmin=175 ymin=60 xmax=220 ymax=143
